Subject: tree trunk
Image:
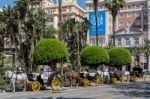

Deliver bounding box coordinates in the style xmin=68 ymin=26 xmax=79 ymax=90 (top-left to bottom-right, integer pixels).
xmin=58 ymin=0 xmax=62 ymax=41
xmin=94 ymin=4 xmax=98 ymax=46
xmin=146 ymin=55 xmax=149 ymax=71
xmin=112 ymin=16 xmax=116 ymax=47
xmin=77 ymin=31 xmax=80 ymax=72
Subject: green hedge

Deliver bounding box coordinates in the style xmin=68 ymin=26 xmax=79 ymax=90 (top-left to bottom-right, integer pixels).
xmin=108 ymin=47 xmax=132 ymax=67
xmin=81 ymin=46 xmax=109 ymax=66
xmin=33 ymin=39 xmax=69 ymax=65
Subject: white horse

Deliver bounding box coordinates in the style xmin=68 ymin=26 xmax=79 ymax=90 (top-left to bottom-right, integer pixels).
xmin=4 ymin=70 xmax=28 ymax=92
xmin=97 ymin=70 xmax=110 ymax=83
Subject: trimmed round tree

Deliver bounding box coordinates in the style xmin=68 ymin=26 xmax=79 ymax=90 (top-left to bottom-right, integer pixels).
xmin=33 ymin=39 xmax=69 ymax=67
xmin=108 ymin=48 xmax=132 ymax=67
xmin=80 ymin=46 xmax=109 ymax=67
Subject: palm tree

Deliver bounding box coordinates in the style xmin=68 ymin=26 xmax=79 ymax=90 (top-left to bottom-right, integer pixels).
xmin=62 ymin=18 xmax=90 ymax=70
xmin=93 ymin=0 xmax=98 ymax=46
xmin=15 ymin=0 xmax=28 ymax=71
xmin=104 ymin=0 xmax=125 ymax=46
xmin=0 ymin=6 xmax=19 ymax=48
xmin=128 ymin=46 xmax=143 ymax=66
xmin=46 ymin=26 xmax=58 ymax=38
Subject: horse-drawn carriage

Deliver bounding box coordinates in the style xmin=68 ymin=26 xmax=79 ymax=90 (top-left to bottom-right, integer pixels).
xmin=79 ymin=69 xmax=111 ymax=87
xmin=130 ymin=67 xmax=146 ymax=82
xmin=80 ymin=71 xmax=102 ymax=87
xmin=109 ymin=71 xmax=128 ymax=84
xmin=4 ymin=70 xmax=62 ymax=92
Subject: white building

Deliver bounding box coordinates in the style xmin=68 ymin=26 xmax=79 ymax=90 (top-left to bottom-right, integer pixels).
xmin=86 ymin=0 xmax=111 ymax=46
xmin=44 ymin=0 xmax=86 ymax=29
xmin=86 ymin=0 xmax=150 ymax=72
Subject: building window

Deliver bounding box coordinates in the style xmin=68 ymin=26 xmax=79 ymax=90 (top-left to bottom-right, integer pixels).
xmin=47 ymin=8 xmax=51 ymax=14
xmin=135 ymin=20 xmax=141 ymax=25
xmin=135 ymin=3 xmax=141 ymax=9
xmin=135 ymin=12 xmax=141 ymax=17
xmin=47 ymin=8 xmax=55 ymax=14
xmin=89 ymin=5 xmax=93 ymax=10
xmin=144 ymin=20 xmax=148 ymax=25
xmin=47 ymin=16 xmax=53 ymax=22
xmin=98 ymin=40 xmax=103 ymax=45
xmin=127 ymin=21 xmax=132 ymax=26
xmin=134 ymin=37 xmax=139 ymax=45
xmin=125 ymin=37 xmax=130 ymax=46
xmin=128 ymin=4 xmax=131 ymax=9
xmin=119 ymin=13 xmax=124 ymax=18
xmin=62 ymin=8 xmax=67 ymax=12
xmin=119 ymin=22 xmax=124 ymax=26
xmin=69 ymin=7 xmax=72 ymax=11
xmin=117 ymin=38 xmax=121 ymax=46
xmin=98 ymin=5 xmax=102 ymax=9
xmin=91 ymin=39 xmax=96 ymax=45
xmin=127 ymin=12 xmax=132 ymax=18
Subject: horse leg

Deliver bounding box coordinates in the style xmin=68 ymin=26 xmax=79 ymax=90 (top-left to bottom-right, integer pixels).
xmin=23 ymin=81 xmax=26 ymax=92
xmin=12 ymin=79 xmax=15 ymax=93
xmin=76 ymin=78 xmax=79 ymax=87
xmin=70 ymin=77 xmax=73 ymax=87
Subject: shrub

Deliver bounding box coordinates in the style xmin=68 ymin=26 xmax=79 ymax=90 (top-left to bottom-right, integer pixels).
xmin=81 ymin=46 xmax=109 ymax=67
xmin=108 ymin=48 xmax=132 ymax=67
xmin=33 ymin=39 xmax=69 ymax=65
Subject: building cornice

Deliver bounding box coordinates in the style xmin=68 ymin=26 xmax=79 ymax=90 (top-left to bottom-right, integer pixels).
xmin=86 ymin=0 xmax=147 ymax=4
xmin=45 ymin=3 xmax=86 ymax=13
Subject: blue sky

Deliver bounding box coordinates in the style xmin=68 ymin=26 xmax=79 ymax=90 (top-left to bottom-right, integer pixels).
xmin=0 ymin=0 xmax=86 ymax=9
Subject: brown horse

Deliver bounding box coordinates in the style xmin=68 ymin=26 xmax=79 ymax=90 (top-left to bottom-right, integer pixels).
xmin=64 ymin=71 xmax=80 ymax=87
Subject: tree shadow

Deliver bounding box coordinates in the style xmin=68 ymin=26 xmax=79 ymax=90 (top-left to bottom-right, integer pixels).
xmin=112 ymin=81 xmax=150 ymax=90
xmin=110 ymin=81 xmax=150 ymax=98
xmin=28 ymin=97 xmax=93 ymax=99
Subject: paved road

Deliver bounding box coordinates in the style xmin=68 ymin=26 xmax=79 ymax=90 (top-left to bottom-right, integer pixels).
xmin=0 ymin=80 xmax=150 ymax=99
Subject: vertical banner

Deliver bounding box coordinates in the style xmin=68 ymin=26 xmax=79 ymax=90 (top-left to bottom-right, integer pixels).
xmin=89 ymin=11 xmax=106 ymax=36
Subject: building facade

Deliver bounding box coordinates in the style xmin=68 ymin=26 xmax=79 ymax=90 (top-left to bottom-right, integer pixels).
xmin=86 ymin=0 xmax=112 ymax=46
xmin=44 ymin=0 xmax=86 ymax=29
xmin=114 ymin=0 xmax=149 ymax=71
xmin=86 ymin=0 xmax=150 ymax=71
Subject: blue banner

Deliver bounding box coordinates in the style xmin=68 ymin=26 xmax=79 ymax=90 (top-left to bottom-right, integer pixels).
xmin=89 ymin=11 xmax=106 ymax=36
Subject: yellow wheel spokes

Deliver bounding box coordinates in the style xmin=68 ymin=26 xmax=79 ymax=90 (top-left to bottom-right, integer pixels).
xmin=133 ymin=75 xmax=138 ymax=82
xmin=142 ymin=74 xmax=146 ymax=81
xmin=121 ymin=76 xmax=126 ymax=84
xmin=32 ymin=81 xmax=40 ymax=92
xmin=83 ymin=78 xmax=90 ymax=87
xmin=111 ymin=77 xmax=117 ymax=85
xmin=51 ymin=78 xmax=61 ymax=91
xmin=95 ymin=76 xmax=102 ymax=85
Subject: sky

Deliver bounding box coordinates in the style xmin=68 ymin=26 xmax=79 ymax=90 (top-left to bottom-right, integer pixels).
xmin=0 ymin=0 xmax=86 ymax=9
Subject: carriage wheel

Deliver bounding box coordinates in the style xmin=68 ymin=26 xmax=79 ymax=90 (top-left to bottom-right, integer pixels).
xmin=142 ymin=74 xmax=146 ymax=81
xmin=120 ymin=76 xmax=126 ymax=84
xmin=95 ymin=76 xmax=102 ymax=85
xmin=82 ymin=78 xmax=90 ymax=87
xmin=111 ymin=77 xmax=117 ymax=85
xmin=133 ymin=75 xmax=138 ymax=82
xmin=32 ymin=81 xmax=41 ymax=92
xmin=51 ymin=77 xmax=61 ymax=91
